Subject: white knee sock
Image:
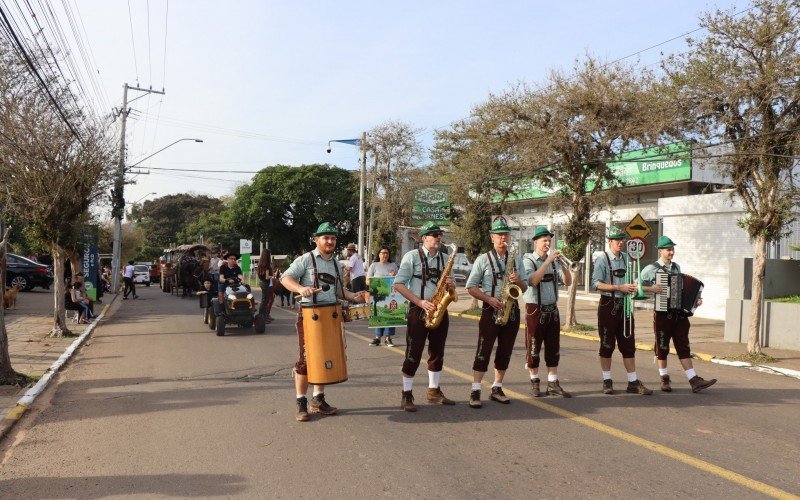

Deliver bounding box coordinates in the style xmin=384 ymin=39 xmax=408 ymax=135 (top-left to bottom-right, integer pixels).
xmin=627 ymin=371 xmax=638 ymax=383
xmin=471 ymin=383 xmax=481 ymax=391
xmin=659 ymin=368 xmax=669 ymax=376
xmin=428 ymin=370 xmax=441 ymax=389
xmin=602 ymin=371 xmax=612 ymax=381
xmin=548 ymin=374 xmax=558 ymax=382
xmin=402 ymin=376 xmax=413 ymax=392
xmin=685 ymin=368 xmax=697 ymax=380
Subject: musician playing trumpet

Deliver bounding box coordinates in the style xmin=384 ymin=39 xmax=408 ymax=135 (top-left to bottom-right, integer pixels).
xmin=640 ymin=236 xmax=716 ymax=393
xmin=522 ymin=227 xmax=572 ymax=397
xmin=591 ymin=226 xmax=653 ymax=396
xmin=465 ymin=219 xmax=526 ymax=408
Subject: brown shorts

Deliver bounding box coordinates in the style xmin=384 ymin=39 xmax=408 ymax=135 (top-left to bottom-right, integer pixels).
xmin=402 ymin=306 xmax=449 ymax=377
xmin=473 ymin=305 xmax=520 ymax=372
xmin=525 ymin=303 xmax=560 ymax=368
xmin=597 ymin=297 xmax=636 ymax=358
xmin=653 ymin=311 xmax=691 ymax=360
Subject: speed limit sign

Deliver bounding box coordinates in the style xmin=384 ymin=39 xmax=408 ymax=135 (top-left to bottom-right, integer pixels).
xmin=626 ymin=238 xmax=646 ymax=260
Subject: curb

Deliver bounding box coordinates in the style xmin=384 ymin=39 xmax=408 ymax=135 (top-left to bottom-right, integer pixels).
xmin=0 ymin=296 xmax=116 ymax=441
xmin=449 ymin=310 xmax=764 ymax=374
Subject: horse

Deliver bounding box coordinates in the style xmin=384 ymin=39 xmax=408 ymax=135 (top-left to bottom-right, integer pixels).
xmin=178 ymin=257 xmax=202 ymax=297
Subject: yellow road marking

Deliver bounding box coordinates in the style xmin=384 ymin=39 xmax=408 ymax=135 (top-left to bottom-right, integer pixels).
xmin=345 ymin=327 xmax=798 ymax=499
xmin=3 ymin=404 xmax=27 ymax=421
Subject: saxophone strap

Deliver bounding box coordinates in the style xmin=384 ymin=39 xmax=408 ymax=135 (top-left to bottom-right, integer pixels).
xmin=416 ymin=247 xmax=443 ymax=301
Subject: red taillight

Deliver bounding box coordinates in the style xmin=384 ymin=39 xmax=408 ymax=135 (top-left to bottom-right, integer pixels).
xmin=35 ymin=267 xmax=48 ymax=274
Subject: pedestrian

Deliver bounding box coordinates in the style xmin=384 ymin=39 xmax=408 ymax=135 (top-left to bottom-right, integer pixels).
xmin=366 ymin=246 xmax=399 ymax=347
xmin=280 ymin=222 xmax=367 ymax=422
xmin=591 ymin=226 xmax=653 ymax=395
xmin=640 ymin=236 xmax=717 ymax=393
xmin=393 ymin=221 xmax=457 ymax=412
xmin=522 ymin=227 xmax=572 ymax=398
xmin=122 ymin=260 xmax=137 ymax=299
xmin=465 ymin=219 xmax=527 ymax=408
xmin=257 ymin=248 xmax=276 ymax=323
xmin=344 ymin=243 xmax=366 ymax=292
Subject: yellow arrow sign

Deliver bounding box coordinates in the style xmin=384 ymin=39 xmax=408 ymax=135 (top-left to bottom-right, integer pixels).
xmin=625 ymin=213 xmax=652 ymax=239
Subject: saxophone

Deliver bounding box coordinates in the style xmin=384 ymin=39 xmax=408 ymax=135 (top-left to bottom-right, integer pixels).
xmin=493 ymin=243 xmax=522 ymax=326
xmin=424 ymin=244 xmax=459 ymax=329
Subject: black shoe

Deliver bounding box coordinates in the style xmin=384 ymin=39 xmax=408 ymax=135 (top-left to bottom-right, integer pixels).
xmin=368 ymin=338 xmax=381 ymax=347
xmin=660 ymin=375 xmax=672 ymax=392
xmin=309 ymin=394 xmax=338 ymax=415
xmin=689 ymin=375 xmax=717 ymax=393
xmin=385 ymin=337 xmax=395 ymax=347
xmin=295 ymin=397 xmax=309 ymax=422
xmin=133 ymin=295 xmax=138 ymax=300
xmin=626 ymin=380 xmax=653 ymax=395
xmin=602 ymin=379 xmax=614 ymax=395
xmin=489 ymin=386 xmax=510 ymax=404
xmin=122 ymin=296 xmax=128 ymax=300
xmin=546 ymin=380 xmax=572 ymax=398
xmin=401 ymin=390 xmax=416 ymax=412
xmin=531 ymin=379 xmax=541 ymax=397
xmin=469 ymin=389 xmax=482 ymax=408
xmin=267 ymin=315 xmax=275 ymax=321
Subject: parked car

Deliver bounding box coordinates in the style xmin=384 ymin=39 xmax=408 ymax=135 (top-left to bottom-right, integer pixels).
xmin=133 ymin=265 xmax=151 ymax=287
xmin=5 ymin=253 xmax=54 ymax=291
xmin=452 ymin=252 xmax=473 ymax=284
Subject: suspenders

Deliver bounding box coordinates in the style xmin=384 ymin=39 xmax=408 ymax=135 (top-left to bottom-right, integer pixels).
xmin=306 ymin=251 xmax=344 ymax=305
xmin=526 ymin=257 xmax=558 ymax=305
xmin=486 ymin=250 xmax=508 ymax=298
xmin=416 ymin=248 xmax=443 ymax=301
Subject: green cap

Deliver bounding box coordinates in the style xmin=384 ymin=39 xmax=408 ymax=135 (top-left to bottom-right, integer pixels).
xmin=313 ymin=222 xmax=339 ymax=237
xmin=418 ymin=221 xmax=443 ymax=236
xmin=531 ymin=226 xmax=554 ymax=240
xmin=489 ymin=219 xmax=511 ymax=234
xmin=607 ymin=226 xmax=626 ymax=240
xmin=657 ymin=235 xmax=676 ymax=249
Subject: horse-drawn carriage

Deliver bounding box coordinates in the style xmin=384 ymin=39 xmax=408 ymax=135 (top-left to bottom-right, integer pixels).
xmin=159 ymin=244 xmax=211 ymax=297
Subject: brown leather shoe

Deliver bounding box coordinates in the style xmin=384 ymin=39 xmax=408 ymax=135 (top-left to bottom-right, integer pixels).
xmin=489 ymin=386 xmax=511 ymax=404
xmin=602 ymin=379 xmax=614 ymax=395
xmin=531 ymin=379 xmax=541 ymax=397
xmin=427 ymin=387 xmax=456 ymax=405
xmin=689 ymin=375 xmax=717 ymax=393
xmin=546 ymin=380 xmax=572 ymax=398
xmin=626 ymin=380 xmax=653 ymax=395
xmin=295 ymin=396 xmax=310 ymax=422
xmin=401 ymin=390 xmax=417 ymax=412
xmin=309 ymin=394 xmax=338 ymax=415
xmin=469 ymin=389 xmax=482 ymax=408
xmin=660 ymin=375 xmax=672 ymax=392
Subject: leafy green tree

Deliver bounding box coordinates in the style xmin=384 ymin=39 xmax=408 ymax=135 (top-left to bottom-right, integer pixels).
xmin=228 ymin=164 xmax=358 ymax=254
xmin=129 ymin=194 xmax=224 ymax=259
xmin=662 ymin=0 xmax=800 ymax=354
xmin=178 ymin=211 xmax=240 ymax=252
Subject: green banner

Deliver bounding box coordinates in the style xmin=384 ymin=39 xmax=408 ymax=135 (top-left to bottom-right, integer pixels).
xmin=504 ymin=143 xmax=692 ymax=202
xmin=411 ymin=185 xmax=451 ymax=226
xmin=240 ymin=254 xmax=250 ymax=275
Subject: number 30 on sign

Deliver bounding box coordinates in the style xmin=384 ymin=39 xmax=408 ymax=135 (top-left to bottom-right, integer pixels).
xmin=626 ymin=238 xmax=646 ymax=260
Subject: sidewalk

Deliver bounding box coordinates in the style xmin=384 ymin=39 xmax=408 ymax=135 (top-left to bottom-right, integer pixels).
xmin=0 ymin=290 xmax=105 ymax=419
xmin=449 ymin=287 xmax=800 ymax=374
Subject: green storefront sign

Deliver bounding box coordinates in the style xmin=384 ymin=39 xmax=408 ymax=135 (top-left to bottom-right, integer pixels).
xmin=505 ymin=143 xmax=692 ymax=202
xmin=412 ymin=185 xmax=451 ymax=226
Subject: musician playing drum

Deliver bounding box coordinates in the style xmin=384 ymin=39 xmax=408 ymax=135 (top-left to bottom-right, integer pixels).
xmin=640 ymin=236 xmax=717 ymax=393
xmin=591 ymin=226 xmax=653 ymax=395
xmin=522 ymin=227 xmax=572 ymax=398
xmin=280 ymin=222 xmax=367 ymax=422
xmin=465 ymin=219 xmax=526 ymax=408
xmin=393 ymin=222 xmax=457 ymax=412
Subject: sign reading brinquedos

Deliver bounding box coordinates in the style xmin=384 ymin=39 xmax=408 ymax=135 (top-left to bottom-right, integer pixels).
xmin=412 ymin=185 xmax=451 ymax=226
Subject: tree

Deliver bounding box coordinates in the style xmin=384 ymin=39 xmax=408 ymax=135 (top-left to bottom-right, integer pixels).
xmin=229 ymin=164 xmax=358 ymax=254
xmin=365 ymin=121 xmax=424 ymax=257
xmin=128 ymin=194 xmax=225 ymax=259
xmin=0 ymin=226 xmax=28 ymax=385
xmin=0 ymin=40 xmax=116 ymax=338
xmin=487 ymin=57 xmax=659 ymax=327
xmin=662 ymin=0 xmax=800 ymax=354
xmin=178 ymin=210 xmax=240 ymax=252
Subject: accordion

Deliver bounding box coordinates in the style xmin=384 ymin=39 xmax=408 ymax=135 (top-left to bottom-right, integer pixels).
xmin=654 ymin=273 xmax=704 ymax=317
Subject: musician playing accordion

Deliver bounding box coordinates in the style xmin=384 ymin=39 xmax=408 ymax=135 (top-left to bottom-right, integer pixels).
xmin=640 ymin=236 xmax=717 ymax=393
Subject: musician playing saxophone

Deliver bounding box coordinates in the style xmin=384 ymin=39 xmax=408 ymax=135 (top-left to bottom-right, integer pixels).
xmin=465 ymin=219 xmax=526 ymax=408
xmin=640 ymin=236 xmax=717 ymax=393
xmin=393 ymin=222 xmax=457 ymax=412
xmin=522 ymin=227 xmax=572 ymax=397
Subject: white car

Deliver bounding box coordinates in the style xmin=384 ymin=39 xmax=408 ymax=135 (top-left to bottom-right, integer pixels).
xmin=133 ymin=265 xmax=151 ymax=287
xmin=452 ymin=253 xmax=473 ymax=284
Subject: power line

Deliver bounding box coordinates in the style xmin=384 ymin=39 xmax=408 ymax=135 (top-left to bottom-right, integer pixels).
xmin=126 ymin=0 xmax=138 ymax=84
xmin=161 ymin=0 xmax=168 ymax=90
xmin=146 ymin=0 xmax=151 ymax=84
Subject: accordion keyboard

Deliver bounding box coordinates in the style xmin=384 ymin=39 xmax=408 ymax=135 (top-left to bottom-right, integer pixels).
xmin=654 ymin=273 xmax=670 ymax=312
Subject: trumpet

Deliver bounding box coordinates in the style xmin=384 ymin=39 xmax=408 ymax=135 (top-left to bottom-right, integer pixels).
xmin=553 ymin=253 xmax=581 ymax=272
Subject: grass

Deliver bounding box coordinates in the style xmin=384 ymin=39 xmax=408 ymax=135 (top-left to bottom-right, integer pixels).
xmin=461 ymin=308 xmax=483 ymax=316
xmin=766 ymin=295 xmax=800 ymax=303
xmin=724 ymin=352 xmax=778 ymax=364
xmin=563 ymin=323 xmax=597 ymax=333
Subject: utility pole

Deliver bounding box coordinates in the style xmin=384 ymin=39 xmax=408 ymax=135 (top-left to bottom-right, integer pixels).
xmin=111 ymin=83 xmax=165 ymax=293
xmin=358 ymin=131 xmax=367 ymax=258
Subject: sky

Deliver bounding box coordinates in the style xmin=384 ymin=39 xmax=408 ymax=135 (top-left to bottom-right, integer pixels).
xmin=34 ymin=0 xmax=743 ymax=213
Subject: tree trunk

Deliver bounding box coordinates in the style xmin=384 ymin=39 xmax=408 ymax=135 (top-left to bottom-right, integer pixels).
xmin=746 ymin=235 xmax=767 ymax=354
xmin=566 ymin=269 xmax=579 ymax=327
xmin=0 ymin=228 xmax=26 ymax=385
xmin=50 ymin=243 xmax=74 ymax=338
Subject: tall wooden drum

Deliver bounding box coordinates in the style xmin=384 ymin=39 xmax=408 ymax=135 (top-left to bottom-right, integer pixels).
xmin=301 ymin=303 xmax=348 ymax=385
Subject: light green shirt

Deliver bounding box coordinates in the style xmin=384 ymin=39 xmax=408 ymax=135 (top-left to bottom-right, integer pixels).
xmin=466 ymin=250 xmax=524 ymax=299
xmin=591 ymin=251 xmax=630 ymax=297
xmin=521 ymin=252 xmax=564 ymax=305
xmin=394 ymin=246 xmax=453 ymax=299
xmin=281 ymin=249 xmax=343 ymax=305
xmin=640 ymin=259 xmax=681 ymax=289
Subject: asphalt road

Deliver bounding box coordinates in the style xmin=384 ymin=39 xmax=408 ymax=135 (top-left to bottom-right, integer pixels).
xmin=1 ymin=286 xmax=798 ymax=499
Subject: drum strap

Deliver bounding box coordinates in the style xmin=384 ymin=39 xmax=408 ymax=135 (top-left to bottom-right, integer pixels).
xmin=307 ymin=251 xmax=344 ymax=305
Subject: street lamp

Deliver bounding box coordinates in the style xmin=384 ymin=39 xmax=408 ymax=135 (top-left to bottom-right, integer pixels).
xmin=111 ymin=138 xmax=203 ymax=292
xmin=127 ymin=192 xmax=157 ymax=206
xmin=327 ymin=133 xmax=367 ymax=258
